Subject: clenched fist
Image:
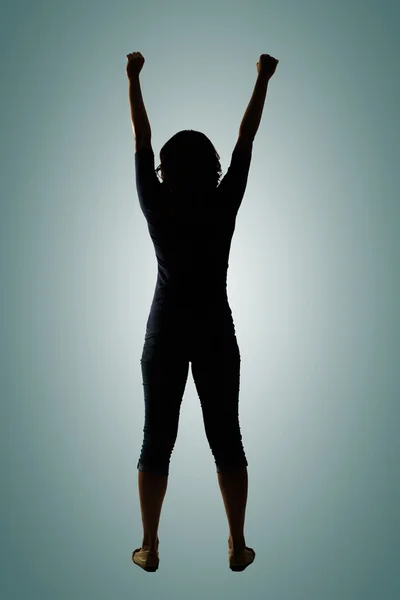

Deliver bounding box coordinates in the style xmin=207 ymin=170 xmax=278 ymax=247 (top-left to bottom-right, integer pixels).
xmin=257 ymin=54 xmax=279 ymax=79
xmin=126 ymin=52 xmax=145 ymax=79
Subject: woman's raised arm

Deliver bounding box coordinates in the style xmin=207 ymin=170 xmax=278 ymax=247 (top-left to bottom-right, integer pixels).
xmin=238 ymin=54 xmax=279 ymax=142
xmin=126 ymin=52 xmax=152 ymax=145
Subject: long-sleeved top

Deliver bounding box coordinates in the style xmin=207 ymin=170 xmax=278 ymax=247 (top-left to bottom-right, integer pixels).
xmin=135 ymin=145 xmax=252 ymax=337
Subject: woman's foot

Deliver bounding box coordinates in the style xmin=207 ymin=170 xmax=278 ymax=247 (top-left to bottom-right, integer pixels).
xmin=132 ymin=546 xmax=159 ymax=572
xmin=228 ymin=537 xmax=256 ymax=571
xmin=132 ymin=537 xmax=160 ymax=572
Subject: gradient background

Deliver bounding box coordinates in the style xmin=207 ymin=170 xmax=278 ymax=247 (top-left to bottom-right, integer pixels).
xmin=2 ymin=0 xmax=399 ymax=598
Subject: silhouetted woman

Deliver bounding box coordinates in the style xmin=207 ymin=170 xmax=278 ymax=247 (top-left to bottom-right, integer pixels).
xmin=126 ymin=52 xmax=279 ymax=572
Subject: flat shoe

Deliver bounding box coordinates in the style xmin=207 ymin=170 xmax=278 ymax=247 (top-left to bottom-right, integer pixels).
xmin=132 ymin=547 xmax=159 ymax=572
xmin=228 ymin=546 xmax=256 ymax=571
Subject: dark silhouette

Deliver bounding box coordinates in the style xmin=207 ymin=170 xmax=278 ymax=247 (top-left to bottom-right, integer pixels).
xmin=156 ymin=129 xmax=223 ymax=192
xmin=126 ymin=51 xmax=279 ymax=572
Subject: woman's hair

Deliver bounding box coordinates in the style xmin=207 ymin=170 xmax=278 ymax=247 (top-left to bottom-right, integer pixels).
xmin=155 ymin=130 xmax=223 ymax=192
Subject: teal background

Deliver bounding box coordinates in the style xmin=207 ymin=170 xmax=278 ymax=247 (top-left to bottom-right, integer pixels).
xmin=2 ymin=0 xmax=399 ymax=598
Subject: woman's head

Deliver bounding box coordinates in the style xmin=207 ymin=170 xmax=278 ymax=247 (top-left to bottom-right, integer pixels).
xmin=155 ymin=130 xmax=223 ymax=193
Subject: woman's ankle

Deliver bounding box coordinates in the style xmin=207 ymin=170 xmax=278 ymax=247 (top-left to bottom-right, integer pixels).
xmin=228 ymin=534 xmax=245 ymax=551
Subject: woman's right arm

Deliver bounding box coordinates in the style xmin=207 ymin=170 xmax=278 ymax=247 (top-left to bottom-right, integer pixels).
xmin=238 ymin=54 xmax=279 ymax=145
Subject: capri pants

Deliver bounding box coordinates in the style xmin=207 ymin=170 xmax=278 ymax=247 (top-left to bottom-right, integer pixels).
xmin=137 ymin=316 xmax=248 ymax=476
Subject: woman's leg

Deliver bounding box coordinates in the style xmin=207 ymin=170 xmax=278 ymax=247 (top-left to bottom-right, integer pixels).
xmin=190 ymin=326 xmax=249 ymax=551
xmin=217 ymin=466 xmax=248 ymax=552
xmin=138 ymin=470 xmax=168 ymax=551
xmin=137 ymin=333 xmax=189 ymax=550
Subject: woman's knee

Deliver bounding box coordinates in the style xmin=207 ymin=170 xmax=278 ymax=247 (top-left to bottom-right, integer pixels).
xmin=138 ymin=432 xmax=176 ymax=475
xmin=207 ymin=424 xmax=247 ymax=467
xmin=137 ymin=458 xmax=170 ymax=476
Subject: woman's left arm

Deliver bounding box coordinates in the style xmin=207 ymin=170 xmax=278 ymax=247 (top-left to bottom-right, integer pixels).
xmin=126 ymin=52 xmax=152 ymax=149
